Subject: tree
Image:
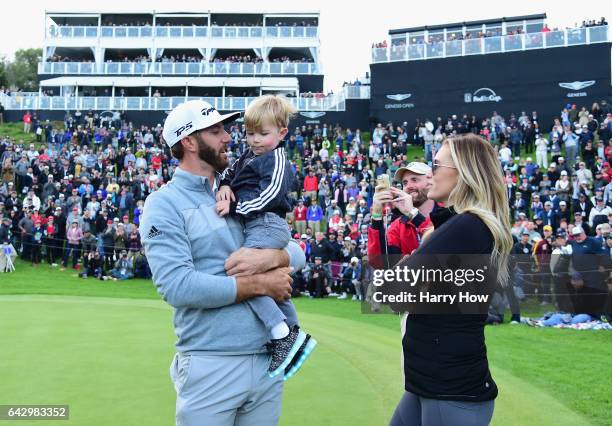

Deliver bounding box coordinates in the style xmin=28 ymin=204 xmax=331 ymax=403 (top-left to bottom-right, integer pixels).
xmin=6 ymin=48 xmax=42 ymax=92
xmin=0 ymin=57 xmax=7 ymax=89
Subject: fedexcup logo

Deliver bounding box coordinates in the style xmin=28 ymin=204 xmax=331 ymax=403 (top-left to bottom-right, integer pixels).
xmin=300 ymin=112 xmax=326 ymax=119
xmin=464 ymin=88 xmax=502 ymax=103
xmin=386 ymin=93 xmax=412 ymax=101
xmin=558 ymin=81 xmax=595 ymax=91
xmin=559 ymin=80 xmax=595 ymax=98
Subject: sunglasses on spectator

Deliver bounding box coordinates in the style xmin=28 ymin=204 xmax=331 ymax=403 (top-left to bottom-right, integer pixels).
xmin=432 ymin=161 xmax=457 ymax=174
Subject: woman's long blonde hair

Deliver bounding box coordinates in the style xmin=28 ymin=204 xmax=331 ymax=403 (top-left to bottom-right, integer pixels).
xmin=444 ymin=134 xmax=513 ymax=287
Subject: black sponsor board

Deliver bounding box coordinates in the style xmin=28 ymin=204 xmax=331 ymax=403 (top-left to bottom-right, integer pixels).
xmin=370 ymin=43 xmax=612 ymax=125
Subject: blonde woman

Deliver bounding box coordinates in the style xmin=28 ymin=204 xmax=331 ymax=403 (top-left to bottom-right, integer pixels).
xmin=389 ymin=134 xmax=512 ymax=426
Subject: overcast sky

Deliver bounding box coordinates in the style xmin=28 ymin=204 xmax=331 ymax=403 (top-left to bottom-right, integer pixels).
xmin=0 ymin=0 xmax=609 ymax=91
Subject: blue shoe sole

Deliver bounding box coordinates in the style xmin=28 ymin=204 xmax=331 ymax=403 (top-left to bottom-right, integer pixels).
xmin=268 ymin=331 xmax=307 ymax=378
xmin=283 ymin=337 xmax=317 ymax=381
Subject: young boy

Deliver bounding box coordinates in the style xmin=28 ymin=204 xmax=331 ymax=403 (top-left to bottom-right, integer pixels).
xmin=216 ymin=95 xmax=316 ymax=380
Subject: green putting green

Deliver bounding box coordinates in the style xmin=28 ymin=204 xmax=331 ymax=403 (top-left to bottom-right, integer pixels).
xmin=0 ymin=294 xmax=600 ymax=426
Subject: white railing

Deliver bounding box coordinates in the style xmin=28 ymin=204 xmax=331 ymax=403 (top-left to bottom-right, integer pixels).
xmin=50 ymin=26 xmax=100 ymax=38
xmin=265 ymin=26 xmax=318 ymax=38
xmin=210 ymin=26 xmax=262 ymax=38
xmin=38 ymin=61 xmax=322 ymax=75
xmin=48 ymin=25 xmax=318 ymax=39
xmin=39 ymin=62 xmax=96 ymax=74
xmin=371 ymin=25 xmax=610 ymax=63
xmin=0 ymin=94 xmax=345 ymax=112
xmin=152 ymin=26 xmax=207 ymax=38
xmin=343 ymin=85 xmax=370 ymax=99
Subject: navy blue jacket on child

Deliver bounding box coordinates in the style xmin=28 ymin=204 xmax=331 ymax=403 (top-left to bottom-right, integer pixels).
xmin=221 ymin=146 xmax=296 ymax=219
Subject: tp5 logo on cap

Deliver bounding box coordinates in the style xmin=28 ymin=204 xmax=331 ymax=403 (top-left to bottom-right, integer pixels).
xmin=174 ymin=122 xmax=193 ymax=137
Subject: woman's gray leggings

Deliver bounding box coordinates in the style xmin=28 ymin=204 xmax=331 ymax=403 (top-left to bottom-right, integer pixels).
xmin=389 ymin=391 xmax=494 ymax=426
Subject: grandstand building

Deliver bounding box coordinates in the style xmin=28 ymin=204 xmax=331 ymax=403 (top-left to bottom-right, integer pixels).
xmin=370 ymin=13 xmax=612 ymax=126
xmin=0 ymin=10 xmax=370 ymax=127
xmin=5 ymin=12 xmax=605 ymax=130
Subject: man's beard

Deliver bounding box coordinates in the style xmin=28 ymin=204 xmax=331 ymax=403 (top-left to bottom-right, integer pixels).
xmin=196 ymin=136 xmax=228 ymax=172
xmin=410 ymin=188 xmax=429 ymax=207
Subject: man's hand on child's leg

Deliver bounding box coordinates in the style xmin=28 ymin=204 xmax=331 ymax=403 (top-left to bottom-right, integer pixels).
xmin=225 ymin=248 xmax=291 ymax=277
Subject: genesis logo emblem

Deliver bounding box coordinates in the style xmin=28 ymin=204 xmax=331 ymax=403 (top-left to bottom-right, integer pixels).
xmin=558 ymin=81 xmax=595 ymax=91
xmin=386 ymin=94 xmax=412 ymax=101
xmin=559 ymin=81 xmax=595 ymax=98
xmin=384 ymin=93 xmax=415 ymax=109
xmin=299 ymin=112 xmax=326 ymax=119
xmin=464 ymin=88 xmax=502 ymax=103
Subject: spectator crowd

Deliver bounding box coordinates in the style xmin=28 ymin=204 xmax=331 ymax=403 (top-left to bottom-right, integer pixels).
xmin=1 ymin=99 xmax=611 ymax=319
xmin=44 ymin=53 xmax=314 ymax=65
xmin=54 ymin=19 xmax=318 ymax=28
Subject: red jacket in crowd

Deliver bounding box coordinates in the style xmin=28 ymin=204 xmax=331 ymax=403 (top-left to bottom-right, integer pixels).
xmin=303 ymin=175 xmax=318 ymax=192
xmin=293 ymin=205 xmax=308 ymax=221
xmin=151 ymin=154 xmax=162 ymax=171
xmin=604 ymin=165 xmax=612 ymax=183
xmin=367 ymin=210 xmax=435 ymax=269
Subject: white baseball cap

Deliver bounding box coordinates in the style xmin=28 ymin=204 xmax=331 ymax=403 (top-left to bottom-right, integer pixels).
xmin=162 ymin=100 xmax=240 ymax=148
xmin=394 ymin=162 xmax=432 ymax=181
xmin=572 ymin=226 xmax=584 ymax=236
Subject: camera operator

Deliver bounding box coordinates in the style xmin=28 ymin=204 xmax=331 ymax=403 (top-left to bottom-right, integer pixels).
xmin=308 ymin=256 xmax=331 ymax=298
xmin=80 ymin=250 xmax=104 ymax=280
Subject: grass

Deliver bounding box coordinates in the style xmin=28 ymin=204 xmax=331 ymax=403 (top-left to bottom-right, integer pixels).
xmin=0 ymin=122 xmax=62 ymax=144
xmin=0 ymin=260 xmax=610 ymax=425
xmin=1 ymin=123 xmax=608 ymax=424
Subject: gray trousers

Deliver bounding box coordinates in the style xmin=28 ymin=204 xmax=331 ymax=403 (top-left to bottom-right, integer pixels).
xmin=243 ymin=212 xmax=290 ymax=250
xmin=246 ymin=297 xmax=298 ymax=333
xmin=389 ymin=391 xmax=494 ymax=426
xmin=170 ymin=352 xmax=283 ymax=426
xmin=243 ymin=212 xmax=298 ymax=334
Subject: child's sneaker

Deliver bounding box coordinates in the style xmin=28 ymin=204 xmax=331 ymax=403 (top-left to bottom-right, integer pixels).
xmin=283 ymin=334 xmax=317 ymax=381
xmin=267 ymin=325 xmax=308 ymax=378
